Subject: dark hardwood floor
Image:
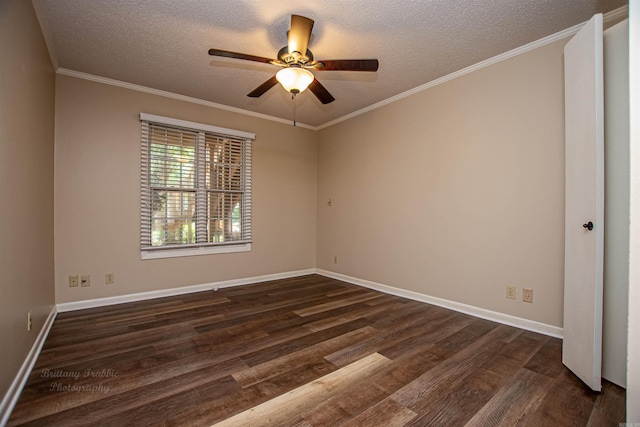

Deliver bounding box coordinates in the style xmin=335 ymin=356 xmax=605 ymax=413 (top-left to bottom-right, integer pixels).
xmin=8 ymin=274 xmax=625 ymax=426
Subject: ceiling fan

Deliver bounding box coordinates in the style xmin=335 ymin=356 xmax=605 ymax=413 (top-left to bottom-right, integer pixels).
xmin=208 ymin=14 xmax=379 ymax=104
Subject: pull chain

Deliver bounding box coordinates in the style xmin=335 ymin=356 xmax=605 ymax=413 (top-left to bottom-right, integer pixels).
xmin=292 ymin=92 xmax=297 ymax=127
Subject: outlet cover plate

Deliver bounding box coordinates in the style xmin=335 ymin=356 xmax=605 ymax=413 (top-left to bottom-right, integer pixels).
xmin=81 ymin=275 xmax=90 ymax=287
xmin=105 ymin=273 xmax=115 ymax=284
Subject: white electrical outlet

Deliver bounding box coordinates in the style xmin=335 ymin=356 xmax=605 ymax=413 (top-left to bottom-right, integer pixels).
xmin=69 ymin=275 xmax=79 ymax=287
xmin=81 ymin=275 xmax=90 ymax=287
xmin=105 ymin=273 xmax=115 ymax=284
xmin=523 ymin=288 xmax=533 ymax=303
xmin=506 ymin=285 xmax=516 ymax=300
xmin=27 ymin=311 xmax=32 ymax=331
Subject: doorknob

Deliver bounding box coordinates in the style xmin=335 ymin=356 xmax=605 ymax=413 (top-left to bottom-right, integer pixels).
xmin=583 ymin=221 xmax=594 ymax=231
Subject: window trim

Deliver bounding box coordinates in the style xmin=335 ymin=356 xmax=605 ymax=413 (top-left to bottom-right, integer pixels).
xmin=141 ymin=242 xmax=252 ymax=260
xmin=140 ymin=113 xmax=255 ymax=259
xmin=140 ymin=113 xmax=255 ymax=140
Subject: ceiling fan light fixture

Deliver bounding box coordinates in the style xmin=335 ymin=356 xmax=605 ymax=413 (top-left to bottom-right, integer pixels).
xmin=276 ymin=67 xmax=314 ymax=94
xmin=209 ymin=14 xmax=377 ymax=104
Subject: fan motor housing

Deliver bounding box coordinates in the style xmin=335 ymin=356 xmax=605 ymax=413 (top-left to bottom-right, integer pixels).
xmin=277 ymin=46 xmax=314 ymax=66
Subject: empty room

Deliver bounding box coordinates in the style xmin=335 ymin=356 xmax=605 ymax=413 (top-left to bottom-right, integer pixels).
xmin=1 ymin=0 xmax=638 ymax=425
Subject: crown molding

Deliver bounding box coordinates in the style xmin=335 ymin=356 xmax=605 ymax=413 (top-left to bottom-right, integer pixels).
xmin=317 ymin=5 xmax=628 ymax=130
xmin=603 ymin=4 xmax=629 ymax=24
xmin=56 ymin=69 xmax=317 ymax=130
xmin=32 ymin=1 xmax=59 ymax=70
xmin=56 ymin=5 xmax=627 ymax=133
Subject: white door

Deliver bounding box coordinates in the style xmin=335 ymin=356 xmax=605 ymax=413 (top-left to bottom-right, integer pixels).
xmin=562 ymin=13 xmax=604 ymax=392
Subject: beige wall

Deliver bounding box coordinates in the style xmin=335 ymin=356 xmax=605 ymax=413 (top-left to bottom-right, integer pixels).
xmin=54 ymin=75 xmax=317 ymax=303
xmin=317 ymin=38 xmax=567 ymax=327
xmin=0 ymin=1 xmax=56 ymax=398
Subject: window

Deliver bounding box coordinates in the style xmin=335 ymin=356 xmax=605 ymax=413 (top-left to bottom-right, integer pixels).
xmin=140 ymin=113 xmax=254 ymax=259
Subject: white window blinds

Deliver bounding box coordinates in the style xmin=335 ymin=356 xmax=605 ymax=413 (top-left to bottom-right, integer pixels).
xmin=140 ymin=113 xmax=254 ymax=253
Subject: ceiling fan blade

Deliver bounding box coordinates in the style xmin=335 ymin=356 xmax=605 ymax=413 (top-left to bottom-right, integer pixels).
xmin=209 ymin=48 xmax=275 ymax=64
xmin=313 ymin=59 xmax=379 ymax=72
xmin=288 ymin=15 xmax=314 ymax=56
xmin=308 ymin=79 xmax=335 ymax=104
xmin=247 ymin=76 xmax=279 ymax=98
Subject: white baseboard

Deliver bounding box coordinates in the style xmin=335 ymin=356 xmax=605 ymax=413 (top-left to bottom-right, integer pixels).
xmin=56 ymin=269 xmax=316 ymax=313
xmin=1 ymin=268 xmax=563 ymax=425
xmin=0 ymin=306 xmax=57 ymax=426
xmin=56 ymin=267 xmax=563 ymax=338
xmin=316 ymin=269 xmax=563 ymax=339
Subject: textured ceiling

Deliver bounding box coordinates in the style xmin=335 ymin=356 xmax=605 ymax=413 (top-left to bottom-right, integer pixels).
xmin=32 ymin=0 xmax=626 ymax=128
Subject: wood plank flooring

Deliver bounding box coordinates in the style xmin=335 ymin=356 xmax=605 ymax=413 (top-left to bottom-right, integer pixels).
xmin=8 ymin=274 xmax=626 ymax=426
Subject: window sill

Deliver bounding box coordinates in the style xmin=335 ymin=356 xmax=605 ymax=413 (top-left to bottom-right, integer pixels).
xmin=141 ymin=243 xmax=251 ymax=260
